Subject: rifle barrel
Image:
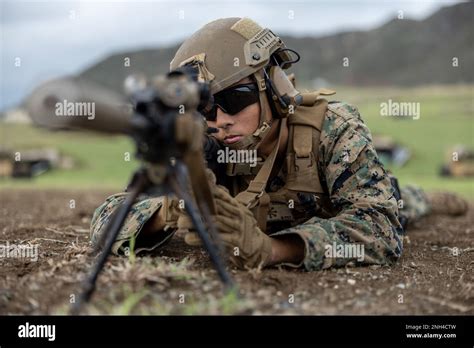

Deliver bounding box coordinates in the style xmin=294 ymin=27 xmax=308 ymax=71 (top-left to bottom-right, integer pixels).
xmin=25 ymin=77 xmax=149 ymax=134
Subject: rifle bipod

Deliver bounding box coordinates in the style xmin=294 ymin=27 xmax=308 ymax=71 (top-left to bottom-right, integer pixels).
xmin=70 ymin=165 xmax=235 ymax=315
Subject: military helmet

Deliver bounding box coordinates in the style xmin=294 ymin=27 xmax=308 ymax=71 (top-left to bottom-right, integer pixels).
xmin=170 ymin=17 xmax=299 ymax=151
xmin=170 ymin=17 xmax=288 ymax=94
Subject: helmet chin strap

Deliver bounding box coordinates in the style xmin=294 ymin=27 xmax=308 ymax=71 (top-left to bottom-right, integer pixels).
xmin=226 ymin=70 xmax=277 ymax=153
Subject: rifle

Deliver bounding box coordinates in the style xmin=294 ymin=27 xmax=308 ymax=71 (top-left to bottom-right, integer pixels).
xmin=25 ymin=69 xmax=235 ymax=314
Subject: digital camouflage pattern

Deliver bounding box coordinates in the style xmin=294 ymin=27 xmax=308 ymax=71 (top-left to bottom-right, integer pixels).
xmin=90 ymin=102 xmax=431 ymax=270
xmin=267 ymin=102 xmax=426 ymax=270
xmin=90 ymin=194 xmax=176 ymax=255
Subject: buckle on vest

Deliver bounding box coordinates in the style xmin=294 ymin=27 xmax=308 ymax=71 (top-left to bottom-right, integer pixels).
xmin=243 ymin=191 xmax=263 ymax=209
xmin=294 ymin=154 xmax=312 ymax=171
xmin=253 ymin=122 xmax=270 ymax=138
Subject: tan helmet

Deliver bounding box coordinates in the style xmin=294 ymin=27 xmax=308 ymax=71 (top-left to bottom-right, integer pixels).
xmin=170 ymin=17 xmax=288 ymax=94
xmin=170 ymin=17 xmax=298 ymax=151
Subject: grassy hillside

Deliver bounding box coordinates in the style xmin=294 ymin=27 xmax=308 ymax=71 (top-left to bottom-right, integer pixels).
xmin=335 ymin=84 xmax=473 ymax=196
xmin=1 ymin=85 xmax=473 ymax=198
xmin=0 ymin=125 xmax=137 ymax=189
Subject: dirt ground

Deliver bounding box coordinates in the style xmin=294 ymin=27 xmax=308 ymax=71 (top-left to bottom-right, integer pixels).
xmin=0 ymin=189 xmax=472 ymax=315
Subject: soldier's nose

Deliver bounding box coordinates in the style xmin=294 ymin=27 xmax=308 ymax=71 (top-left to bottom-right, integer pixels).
xmin=215 ymin=107 xmax=234 ymax=129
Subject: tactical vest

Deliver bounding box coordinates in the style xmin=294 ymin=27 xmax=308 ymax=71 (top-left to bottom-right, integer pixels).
xmin=226 ymin=91 xmax=337 ymax=234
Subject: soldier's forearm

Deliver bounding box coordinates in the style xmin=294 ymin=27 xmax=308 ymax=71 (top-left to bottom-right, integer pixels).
xmin=267 ymin=234 xmax=305 ymax=266
xmin=140 ymin=210 xmax=164 ymax=237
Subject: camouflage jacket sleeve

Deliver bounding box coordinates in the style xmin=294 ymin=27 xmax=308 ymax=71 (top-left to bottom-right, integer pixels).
xmin=90 ymin=193 xmax=178 ymax=255
xmin=272 ymin=102 xmax=404 ymax=271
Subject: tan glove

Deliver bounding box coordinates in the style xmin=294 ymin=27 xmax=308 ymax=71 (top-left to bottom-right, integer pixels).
xmin=146 ymin=195 xmax=181 ymax=232
xmin=178 ymin=185 xmax=273 ymax=269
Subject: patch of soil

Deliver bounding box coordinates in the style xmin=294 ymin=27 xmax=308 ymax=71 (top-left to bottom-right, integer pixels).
xmin=0 ymin=189 xmax=472 ymax=314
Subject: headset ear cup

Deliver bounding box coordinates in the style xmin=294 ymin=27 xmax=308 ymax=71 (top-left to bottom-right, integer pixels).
xmin=263 ymin=74 xmax=284 ymax=119
xmin=266 ymin=66 xmax=287 ymax=118
xmin=268 ymin=66 xmax=301 ymax=118
xmin=287 ymin=73 xmax=296 ymax=87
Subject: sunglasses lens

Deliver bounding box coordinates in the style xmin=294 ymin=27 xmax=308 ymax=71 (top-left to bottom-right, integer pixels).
xmin=217 ymin=84 xmax=259 ymax=115
xmin=201 ymin=83 xmax=258 ymax=121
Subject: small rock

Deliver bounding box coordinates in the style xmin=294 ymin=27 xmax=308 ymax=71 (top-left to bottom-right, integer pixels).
xmin=347 ymin=279 xmax=356 ymax=285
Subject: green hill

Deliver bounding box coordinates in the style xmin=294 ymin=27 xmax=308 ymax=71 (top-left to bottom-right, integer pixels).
xmin=79 ymin=2 xmax=473 ymax=91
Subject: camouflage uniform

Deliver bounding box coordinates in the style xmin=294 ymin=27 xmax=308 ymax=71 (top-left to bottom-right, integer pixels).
xmin=90 ymin=102 xmax=431 ymax=271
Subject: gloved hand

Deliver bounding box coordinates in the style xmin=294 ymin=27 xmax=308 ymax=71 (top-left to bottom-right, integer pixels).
xmin=178 ymin=184 xmax=273 ymax=269
xmin=145 ymin=195 xmax=181 ymax=232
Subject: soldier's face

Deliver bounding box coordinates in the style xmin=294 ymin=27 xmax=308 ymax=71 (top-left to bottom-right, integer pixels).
xmin=207 ymin=77 xmax=264 ymax=145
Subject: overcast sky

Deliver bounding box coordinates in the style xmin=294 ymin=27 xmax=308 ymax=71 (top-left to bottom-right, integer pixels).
xmin=0 ymin=0 xmax=463 ymax=111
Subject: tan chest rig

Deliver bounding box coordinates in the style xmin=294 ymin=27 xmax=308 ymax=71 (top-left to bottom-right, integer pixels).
xmin=226 ymin=92 xmax=337 ymax=234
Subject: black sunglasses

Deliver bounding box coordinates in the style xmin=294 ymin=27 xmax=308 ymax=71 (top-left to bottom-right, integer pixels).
xmin=200 ymin=82 xmax=259 ymax=121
